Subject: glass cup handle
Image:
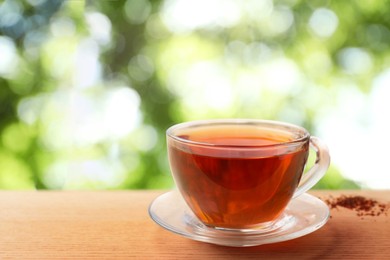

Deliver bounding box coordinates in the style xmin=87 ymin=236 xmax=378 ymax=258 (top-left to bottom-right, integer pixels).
xmin=293 ymin=136 xmax=330 ymax=199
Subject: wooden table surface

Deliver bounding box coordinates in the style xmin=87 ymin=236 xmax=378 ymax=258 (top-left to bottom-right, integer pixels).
xmin=0 ymin=190 xmax=389 ymax=259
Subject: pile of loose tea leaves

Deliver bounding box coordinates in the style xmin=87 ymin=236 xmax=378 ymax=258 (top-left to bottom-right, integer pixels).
xmin=323 ymin=195 xmax=389 ymax=218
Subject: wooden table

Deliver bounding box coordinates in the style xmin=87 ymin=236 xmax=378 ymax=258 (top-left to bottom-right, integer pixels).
xmin=0 ymin=190 xmax=389 ymax=259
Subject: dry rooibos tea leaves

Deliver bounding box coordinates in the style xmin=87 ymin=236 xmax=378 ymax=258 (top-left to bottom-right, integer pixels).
xmin=323 ymin=195 xmax=389 ymax=218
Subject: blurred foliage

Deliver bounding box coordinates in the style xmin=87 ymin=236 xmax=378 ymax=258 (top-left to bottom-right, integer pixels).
xmin=1 ymin=0 xmax=389 ymax=190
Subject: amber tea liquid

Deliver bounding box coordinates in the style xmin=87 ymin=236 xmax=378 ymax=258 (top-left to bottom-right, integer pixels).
xmin=168 ymin=124 xmax=309 ymax=229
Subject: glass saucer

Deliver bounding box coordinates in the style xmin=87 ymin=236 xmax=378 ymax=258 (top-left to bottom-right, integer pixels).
xmin=148 ymin=190 xmax=330 ymax=247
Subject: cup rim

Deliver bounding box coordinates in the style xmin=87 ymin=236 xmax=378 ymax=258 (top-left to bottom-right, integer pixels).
xmin=166 ymin=119 xmax=310 ymax=148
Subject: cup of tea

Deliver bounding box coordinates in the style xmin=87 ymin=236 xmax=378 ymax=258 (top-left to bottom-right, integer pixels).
xmin=166 ymin=119 xmax=330 ymax=231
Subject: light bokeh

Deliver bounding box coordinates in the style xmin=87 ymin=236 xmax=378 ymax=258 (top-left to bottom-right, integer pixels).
xmin=0 ymin=0 xmax=389 ymax=190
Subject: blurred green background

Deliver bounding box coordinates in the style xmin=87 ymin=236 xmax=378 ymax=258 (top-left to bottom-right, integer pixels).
xmin=1 ymin=0 xmax=389 ymax=190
